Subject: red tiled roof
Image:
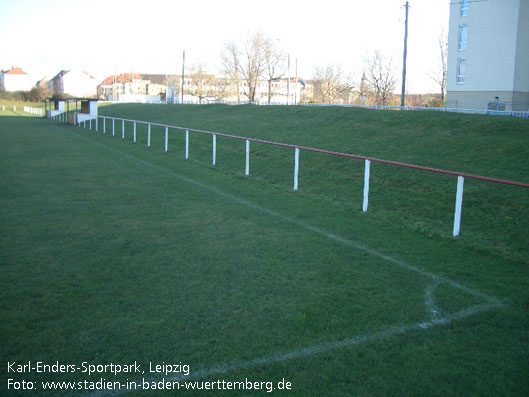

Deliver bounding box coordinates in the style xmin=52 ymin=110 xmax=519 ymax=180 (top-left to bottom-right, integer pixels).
xmin=100 ymin=73 xmax=142 ymax=85
xmin=5 ymin=67 xmax=28 ymax=75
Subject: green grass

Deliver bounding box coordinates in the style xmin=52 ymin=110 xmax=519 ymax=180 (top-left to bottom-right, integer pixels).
xmin=1 ymin=108 xmax=528 ymax=396
xmin=97 ymin=104 xmax=529 ymax=263
xmin=0 ymin=99 xmax=45 ymax=110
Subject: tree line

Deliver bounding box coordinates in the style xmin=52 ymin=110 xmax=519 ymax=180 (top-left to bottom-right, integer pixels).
xmin=210 ymin=31 xmax=446 ymax=106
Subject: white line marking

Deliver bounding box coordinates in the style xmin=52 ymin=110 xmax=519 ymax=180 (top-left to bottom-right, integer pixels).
xmin=424 ymin=282 xmax=442 ymax=319
xmin=73 ymin=132 xmax=499 ymax=305
xmin=86 ymin=302 xmax=501 ymax=396
xmin=65 ymin=131 xmax=505 ymax=396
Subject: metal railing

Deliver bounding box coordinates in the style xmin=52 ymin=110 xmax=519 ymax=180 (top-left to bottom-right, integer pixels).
xmin=49 ymin=112 xmax=529 ymax=238
xmin=23 ymin=106 xmax=44 ymax=116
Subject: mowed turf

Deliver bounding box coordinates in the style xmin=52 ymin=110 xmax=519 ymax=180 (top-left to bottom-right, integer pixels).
xmin=1 ymin=111 xmax=528 ymax=396
xmin=98 ymin=104 xmax=529 ymax=264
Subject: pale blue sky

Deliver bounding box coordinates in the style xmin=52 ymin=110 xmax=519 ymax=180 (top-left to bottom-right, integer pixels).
xmin=0 ymin=0 xmax=450 ymax=93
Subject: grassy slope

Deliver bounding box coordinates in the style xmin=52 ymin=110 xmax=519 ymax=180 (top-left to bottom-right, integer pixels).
xmin=98 ymin=104 xmax=529 ymax=263
xmin=1 ymin=111 xmax=528 ymax=396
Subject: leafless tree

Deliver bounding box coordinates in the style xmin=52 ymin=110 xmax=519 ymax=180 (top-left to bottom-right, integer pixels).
xmin=188 ymin=63 xmax=216 ymax=104
xmin=429 ymin=32 xmax=448 ymax=104
xmin=221 ymin=32 xmax=274 ymax=103
xmin=364 ymin=50 xmax=397 ymax=106
xmin=220 ymin=41 xmax=241 ymax=104
xmin=263 ymin=40 xmax=286 ymax=104
xmin=312 ymin=64 xmax=354 ymax=104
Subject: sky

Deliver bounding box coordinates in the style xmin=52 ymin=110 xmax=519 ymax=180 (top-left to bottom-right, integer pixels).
xmin=0 ymin=0 xmax=450 ymax=93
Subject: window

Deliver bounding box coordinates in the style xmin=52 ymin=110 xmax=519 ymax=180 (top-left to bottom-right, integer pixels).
xmin=458 ymin=25 xmax=468 ymax=50
xmin=457 ymin=59 xmax=466 ymax=84
xmin=488 ymin=102 xmax=506 ymax=111
xmin=460 ymin=0 xmax=469 ymax=17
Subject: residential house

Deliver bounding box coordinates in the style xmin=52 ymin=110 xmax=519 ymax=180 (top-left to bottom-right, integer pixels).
xmin=0 ymin=67 xmax=34 ymax=92
xmin=50 ymin=70 xmax=98 ymax=98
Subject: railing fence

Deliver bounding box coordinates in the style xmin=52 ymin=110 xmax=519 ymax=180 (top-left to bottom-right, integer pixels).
xmin=47 ymin=113 xmax=529 ymax=238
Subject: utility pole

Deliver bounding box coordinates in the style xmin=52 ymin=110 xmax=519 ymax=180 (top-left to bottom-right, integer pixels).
xmin=287 ymin=54 xmax=290 ymax=105
xmin=181 ymin=50 xmax=185 ymax=104
xmin=400 ymin=1 xmax=409 ymax=108
xmin=295 ymin=58 xmax=298 ymax=105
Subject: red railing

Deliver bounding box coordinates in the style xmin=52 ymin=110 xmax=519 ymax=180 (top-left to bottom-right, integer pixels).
xmin=54 ymin=113 xmax=529 ymax=237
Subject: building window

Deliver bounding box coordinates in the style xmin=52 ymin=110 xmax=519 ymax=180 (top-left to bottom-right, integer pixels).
xmin=460 ymin=0 xmax=470 ymax=17
xmin=457 ymin=59 xmax=466 ymax=84
xmin=488 ymin=102 xmax=506 ymax=111
xmin=458 ymin=25 xmax=468 ymax=50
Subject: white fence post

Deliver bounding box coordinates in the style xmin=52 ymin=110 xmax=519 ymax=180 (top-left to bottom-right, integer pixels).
xmin=133 ymin=122 xmax=137 ymax=143
xmin=212 ymin=134 xmax=216 ymax=166
xmin=112 ymin=118 xmax=115 ymax=136
xmin=103 ymin=117 xmax=106 ymax=133
xmin=294 ymin=148 xmax=300 ymax=191
xmin=185 ymin=130 xmax=189 ymax=159
xmin=453 ymin=176 xmax=465 ymax=237
xmin=122 ymin=120 xmax=125 ymax=139
xmin=147 ymin=124 xmax=151 ymax=147
xmin=363 ymin=159 xmax=371 ymax=212
xmin=245 ymin=140 xmax=250 ymax=176
xmin=96 ymin=117 xmax=98 ymax=132
xmin=165 ymin=126 xmax=168 ymax=152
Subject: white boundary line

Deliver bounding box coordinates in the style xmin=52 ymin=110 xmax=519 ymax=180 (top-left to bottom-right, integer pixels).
xmin=65 ymin=131 xmax=503 ymax=396
xmin=86 ymin=302 xmax=501 ymax=396
xmin=70 ymin=131 xmax=501 ymax=305
xmin=77 ymin=133 xmax=499 ymax=305
xmin=425 ymin=282 xmax=442 ymax=319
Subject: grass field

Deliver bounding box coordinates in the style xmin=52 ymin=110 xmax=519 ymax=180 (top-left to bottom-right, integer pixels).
xmin=1 ymin=105 xmax=528 ymax=396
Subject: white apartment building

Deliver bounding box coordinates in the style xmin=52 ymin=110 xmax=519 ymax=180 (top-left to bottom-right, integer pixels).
xmin=446 ymin=0 xmax=529 ymax=111
xmin=220 ymin=78 xmax=311 ymax=105
xmin=0 ymin=67 xmax=35 ymax=91
xmin=98 ymin=74 xmax=170 ymax=102
xmin=49 ymin=70 xmax=98 ymax=98
xmin=105 ymin=73 xmax=313 ymax=105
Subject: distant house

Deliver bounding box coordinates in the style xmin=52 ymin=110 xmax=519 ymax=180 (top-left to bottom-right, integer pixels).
xmin=50 ymin=70 xmax=98 ymax=98
xmin=97 ymin=72 xmax=313 ymax=104
xmin=0 ymin=67 xmax=34 ymax=92
xmin=97 ymin=73 xmax=169 ymax=102
xmin=446 ymin=0 xmax=529 ymax=111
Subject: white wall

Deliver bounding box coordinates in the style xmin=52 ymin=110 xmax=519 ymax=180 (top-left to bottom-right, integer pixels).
xmin=62 ymin=70 xmax=98 ymax=97
xmin=514 ymin=0 xmax=529 ymax=93
xmin=1 ymin=73 xmax=34 ymax=91
xmin=118 ymin=94 xmax=161 ymax=103
xmin=447 ymin=0 xmax=520 ymax=93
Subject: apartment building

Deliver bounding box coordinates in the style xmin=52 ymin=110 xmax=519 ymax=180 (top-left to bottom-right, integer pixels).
xmin=0 ymin=67 xmax=34 ymax=92
xmin=100 ymin=73 xmax=313 ymax=105
xmin=49 ymin=70 xmax=98 ymax=98
xmin=446 ymin=0 xmax=529 ymax=111
xmin=98 ymin=73 xmax=173 ymax=102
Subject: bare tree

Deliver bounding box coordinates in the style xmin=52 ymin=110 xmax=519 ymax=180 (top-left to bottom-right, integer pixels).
xmin=188 ymin=63 xmax=216 ymax=104
xmin=312 ymin=64 xmax=354 ymax=104
xmin=211 ymin=76 xmax=233 ymax=103
xmin=364 ymin=50 xmax=397 ymax=106
xmin=220 ymin=41 xmax=241 ymax=104
xmin=263 ymin=40 xmax=286 ymax=104
xmin=221 ymin=32 xmax=272 ymax=103
xmin=429 ymin=32 xmax=448 ymax=104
